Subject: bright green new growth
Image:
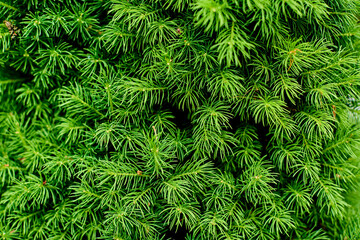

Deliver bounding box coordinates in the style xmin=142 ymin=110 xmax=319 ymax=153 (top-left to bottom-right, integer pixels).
xmin=0 ymin=0 xmax=360 ymax=239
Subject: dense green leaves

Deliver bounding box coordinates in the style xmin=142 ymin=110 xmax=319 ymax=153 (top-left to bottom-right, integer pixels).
xmin=0 ymin=0 xmax=360 ymax=239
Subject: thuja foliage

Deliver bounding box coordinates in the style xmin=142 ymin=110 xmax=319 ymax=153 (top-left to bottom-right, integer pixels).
xmin=0 ymin=0 xmax=360 ymax=239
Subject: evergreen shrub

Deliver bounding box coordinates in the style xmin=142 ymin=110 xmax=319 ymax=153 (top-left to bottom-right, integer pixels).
xmin=0 ymin=0 xmax=360 ymax=239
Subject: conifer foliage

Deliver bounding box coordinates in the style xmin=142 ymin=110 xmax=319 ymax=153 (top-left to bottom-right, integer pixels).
xmin=1 ymin=0 xmax=360 ymax=239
